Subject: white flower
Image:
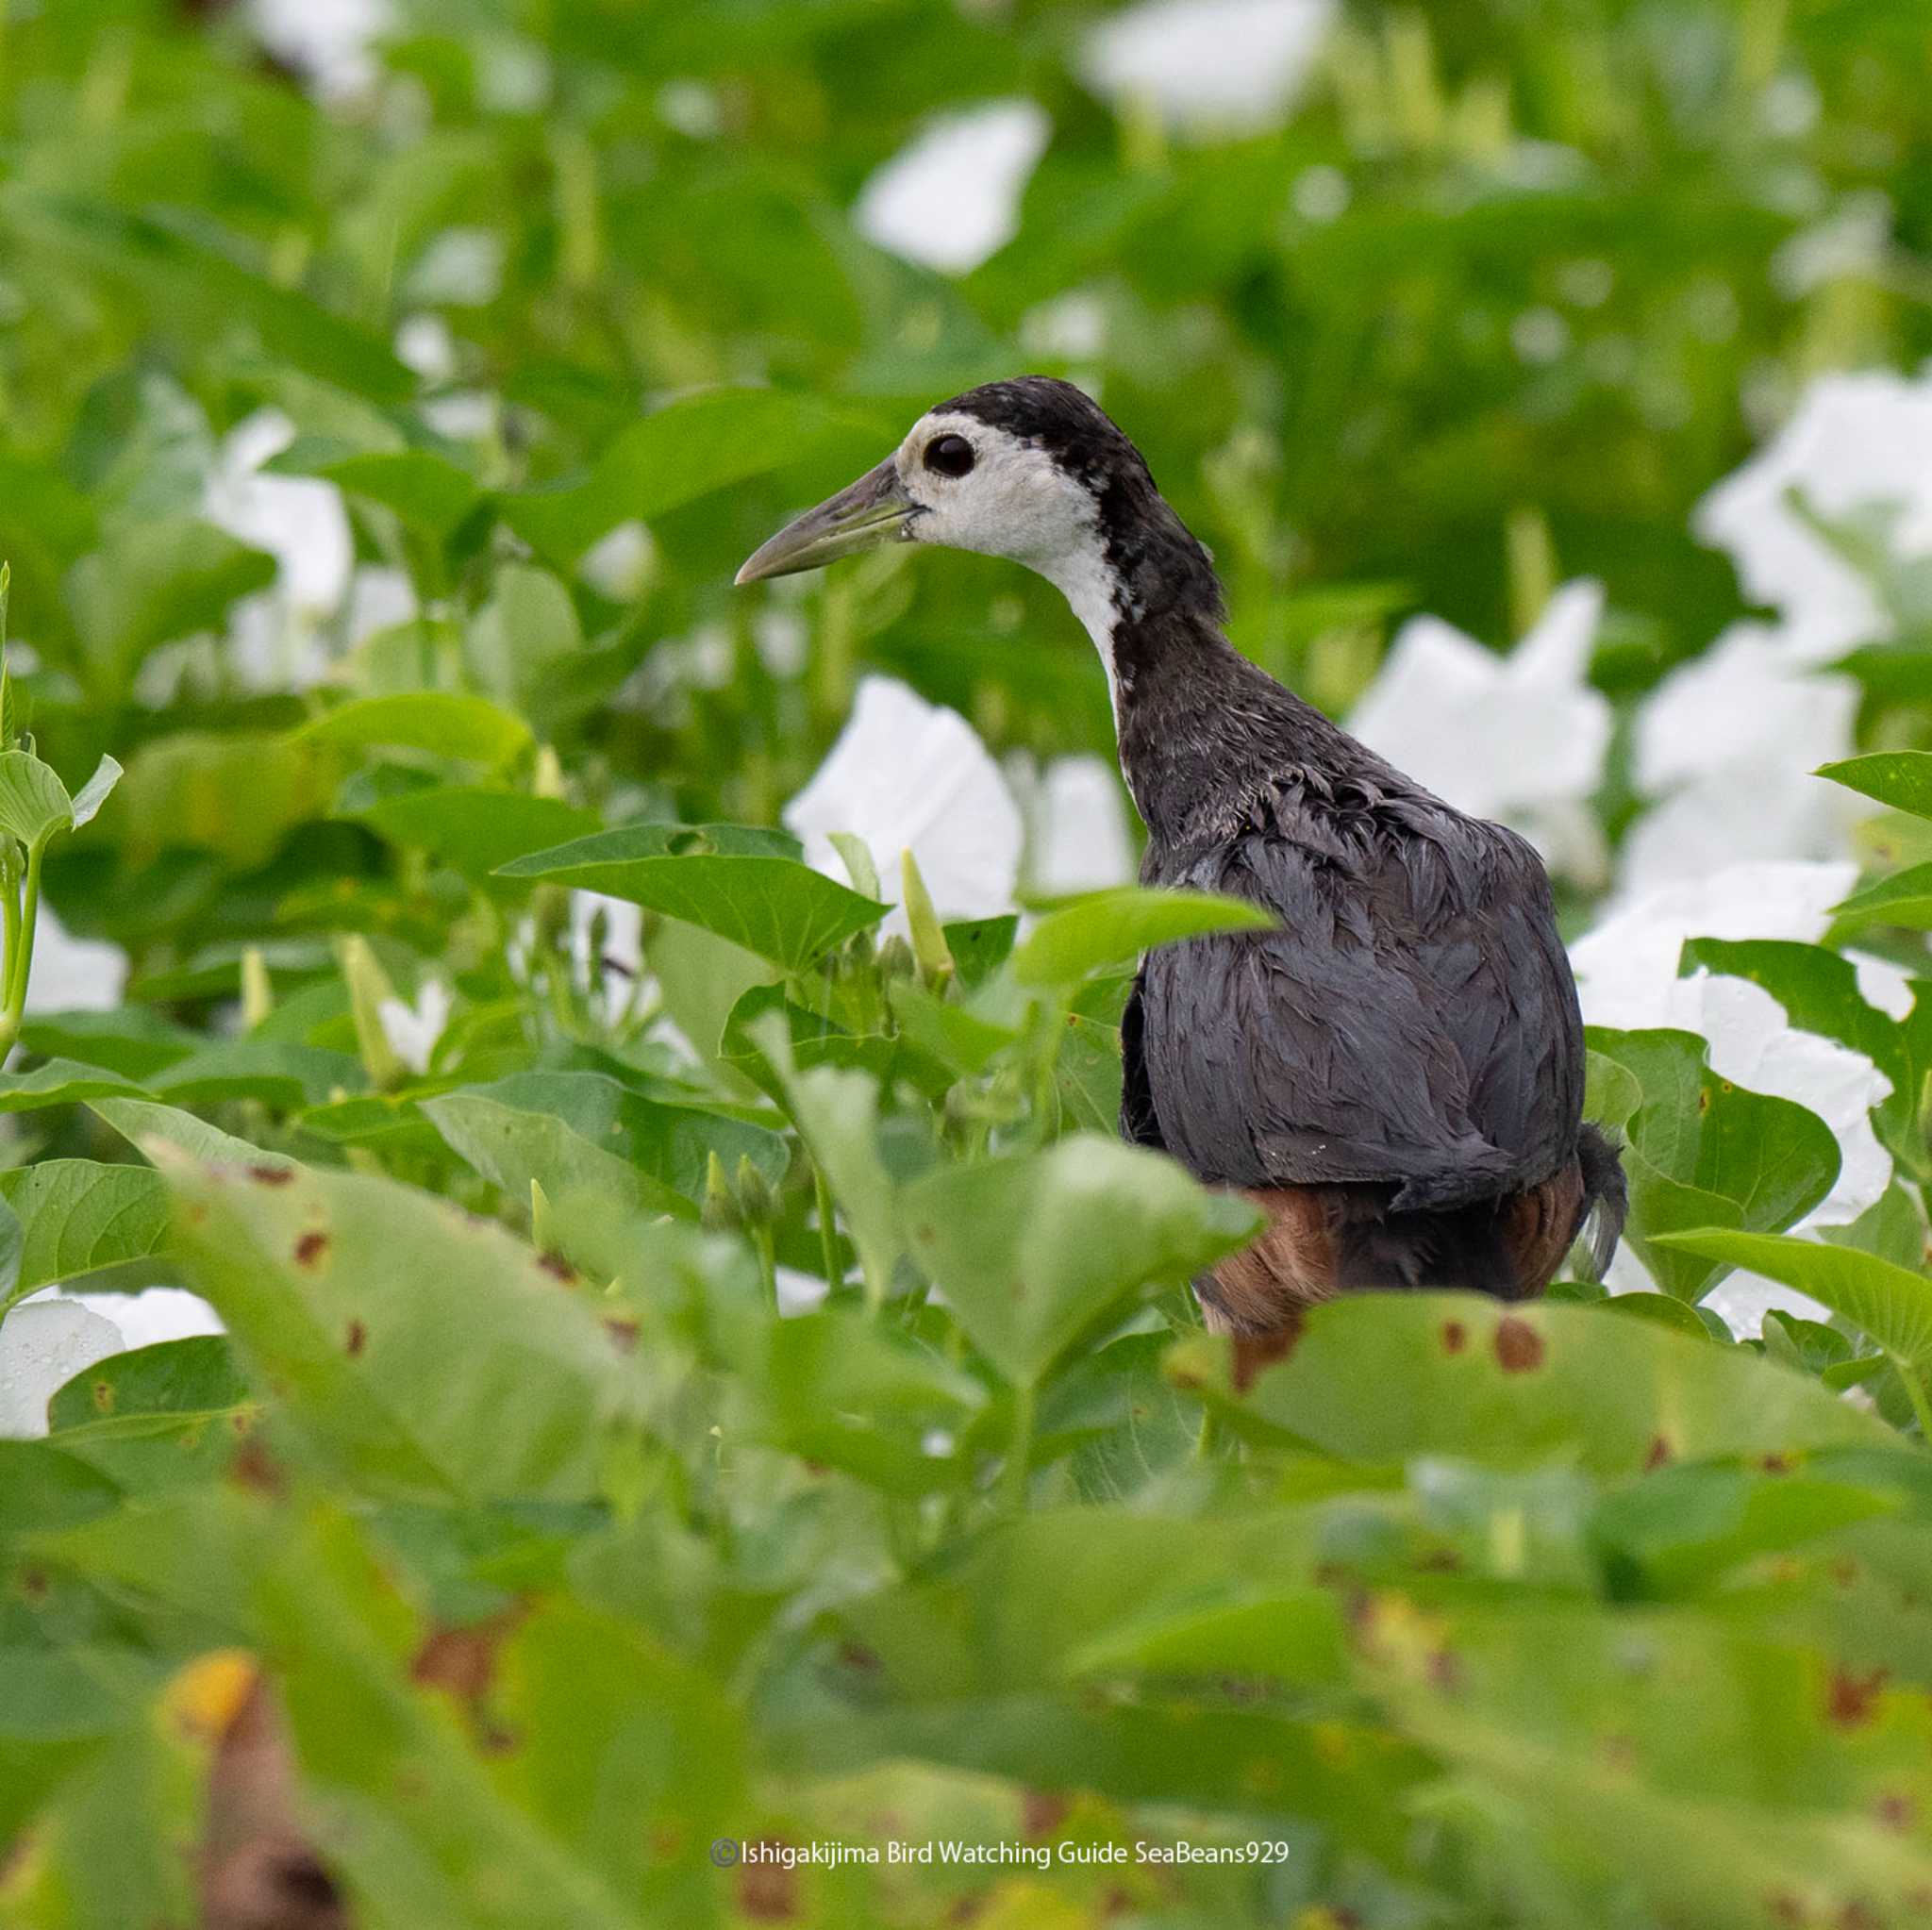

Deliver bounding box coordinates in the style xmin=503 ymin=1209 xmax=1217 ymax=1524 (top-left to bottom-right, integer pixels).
xmin=855 ymin=100 xmax=1051 ymax=275
xmin=785 ymin=676 xmax=1023 ymax=924
xmin=376 ymin=979 xmax=453 ymax=1076
xmin=1016 ymin=754 xmax=1137 ymax=896
xmin=394 ymin=313 xmax=457 ymax=381
xmin=344 ymin=567 xmax=419 ymax=648
xmin=1347 ymin=580 xmax=1611 ymax=881
xmin=571 ymin=891 xmax=644 ymax=1024
xmin=0 ymin=1300 xmax=124 ymax=1439
xmin=30 ymin=1287 xmax=225 ymax=1351
xmin=1695 ymin=367 xmax=1932 ymax=662
xmin=204 ymin=409 xmax=353 ymax=617
xmin=1080 ymin=0 xmax=1336 ymax=136
xmin=406 ymin=229 xmax=506 ymax=308
xmin=248 ymin=0 xmax=389 ymax=100
xmin=1571 ymin=861 xmax=1896 ymax=1334
xmin=578 ymin=523 xmax=655 ymax=604
xmin=1620 ymin=623 xmax=1859 ymax=893
xmin=24 ymin=903 xmax=126 ymax=1014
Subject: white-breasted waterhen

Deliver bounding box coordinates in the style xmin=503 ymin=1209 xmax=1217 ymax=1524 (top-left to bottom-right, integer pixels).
xmin=738 ymin=376 xmax=1626 ymax=1336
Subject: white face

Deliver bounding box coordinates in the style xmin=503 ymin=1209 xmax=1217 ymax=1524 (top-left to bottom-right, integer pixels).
xmin=892 ymin=411 xmax=1122 ymax=648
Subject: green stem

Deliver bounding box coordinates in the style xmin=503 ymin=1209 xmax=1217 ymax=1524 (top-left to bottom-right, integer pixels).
xmin=0 ymin=861 xmax=19 ymax=1030
xmin=1001 ymin=1381 xmax=1036 ymax=1511
xmin=814 ymin=1164 xmax=841 ymax=1294
xmin=752 ymin=1223 xmax=778 ymax=1312
xmin=0 ymin=841 xmax=42 ymax=1053
xmin=1892 ymin=1350 xmax=1932 ymax=1444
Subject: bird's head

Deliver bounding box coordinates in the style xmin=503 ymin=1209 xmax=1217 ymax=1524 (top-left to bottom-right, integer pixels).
xmin=736 ymin=376 xmax=1221 ymax=639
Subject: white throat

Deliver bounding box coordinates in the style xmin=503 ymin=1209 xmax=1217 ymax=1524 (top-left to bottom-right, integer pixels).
xmin=896 ymin=410 xmax=1129 ymax=729
xmin=1038 ymin=541 xmax=1126 ymax=728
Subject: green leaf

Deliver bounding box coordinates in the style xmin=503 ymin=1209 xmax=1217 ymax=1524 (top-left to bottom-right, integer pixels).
xmin=5 ymin=191 xmax=412 ymax=401
xmin=904 ymin=1135 xmax=1259 ymax=1385
xmin=17 ymin=1009 xmax=198 ymax=1081
xmin=0 ymin=1161 xmax=171 ymax=1309
xmin=1066 ymin=1585 xmax=1349 ymax=1686
xmin=1591 ymin=1460 xmax=1901 ymax=1597
xmin=149 ymin=1040 xmax=362 ymax=1110
xmin=1010 ymin=886 xmax=1276 ymax=987
xmin=1173 ymin=1292 xmax=1900 ymax=1473
xmin=719 ymin=983 xmax=916 ymax=1097
xmin=64 ymin=516 xmax=276 ymax=692
xmin=295 ymin=692 xmax=533 ymax=767
xmin=943 ymin=913 xmax=1019 ymax=988
xmin=47 ymin=1336 xmax=248 ymax=1433
xmin=501 ymin=825 xmax=888 ymax=973
xmin=1587 ymin=1029 xmax=1840 ymax=1300
xmin=464 ymin=565 xmax=582 ymax=721
xmin=0 ymin=1439 xmax=121 ymax=1538
xmin=89 ymin=1095 xmax=293 ymax=1172
xmin=1828 ymin=861 xmax=1932 ymax=933
xmin=161 ymin=1153 xmax=646 ymax=1501
xmin=756 ymin=1309 xmax=986 ymax=1494
xmin=106 ymin=731 xmax=332 ymax=869
xmin=420 ymin=1089 xmax=697 ymax=1238
xmin=307 ymin=449 xmax=483 ymax=537
xmin=748 ymin=1010 xmax=904 ymax=1304
xmin=44 ymin=1337 xmax=255 ymax=1491
xmin=453 ymin=1071 xmax=787 ymax=1201
xmin=0 ymin=749 xmax=74 ymax=852
xmin=498 ymin=388 xmax=897 ymax=564
xmin=1817 ymin=750 xmax=1932 ymax=821
xmin=0 ymin=1059 xmax=148 ymax=1113
xmin=887 ymin=978 xmax=1016 ymax=1077
xmin=1654 ymin=1229 xmax=1932 ymax=1371
xmin=491 ymin=1601 xmax=745 ymax=1920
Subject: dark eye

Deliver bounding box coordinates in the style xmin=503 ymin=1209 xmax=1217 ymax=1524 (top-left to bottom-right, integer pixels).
xmin=923 ymin=433 xmax=975 ymax=477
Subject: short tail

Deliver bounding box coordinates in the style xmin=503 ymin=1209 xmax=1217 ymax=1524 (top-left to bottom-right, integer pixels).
xmin=1574 ymin=1123 xmax=1628 ymax=1280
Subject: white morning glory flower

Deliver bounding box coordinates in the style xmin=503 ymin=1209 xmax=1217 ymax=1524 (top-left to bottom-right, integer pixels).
xmin=1620 ymin=623 xmax=1860 ymax=893
xmin=856 ymin=100 xmax=1051 ymax=275
xmin=1080 ymin=0 xmax=1336 ymax=137
xmin=1570 ymin=860 xmax=1896 ymax=1334
xmin=204 ymin=410 xmax=353 ymax=618
xmin=0 ymin=1300 xmax=125 ymax=1439
xmin=376 ymin=979 xmax=454 ymax=1077
xmin=23 ymin=903 xmax=126 ymax=1015
xmin=248 ymin=0 xmax=390 ymax=100
xmin=1348 ymin=580 xmax=1612 ymax=882
xmin=1016 ymin=753 xmax=1137 ymax=897
xmin=1695 ymin=367 xmax=1932 ymax=663
xmin=785 ymin=675 xmax=1024 ymax=924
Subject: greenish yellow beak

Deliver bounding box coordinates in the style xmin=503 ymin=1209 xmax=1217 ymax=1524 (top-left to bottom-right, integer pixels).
xmin=734 ymin=458 xmax=919 ymax=585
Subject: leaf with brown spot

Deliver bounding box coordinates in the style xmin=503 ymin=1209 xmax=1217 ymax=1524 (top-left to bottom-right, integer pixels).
xmin=412 ymin=1611 xmax=521 ymax=1709
xmin=1441 ymin=1319 xmax=1467 ymax=1354
xmin=1492 ymin=1316 xmax=1545 ymax=1373
xmin=1167 ymin=1293 xmax=1895 ymax=1474
xmin=163 ymin=1156 xmax=648 ymax=1503
xmin=1022 ymin=1789 xmax=1070 ymax=1838
xmin=737 ymin=1849 xmax=800 ymax=1922
xmin=1825 ymin=1665 xmax=1889 ymax=1727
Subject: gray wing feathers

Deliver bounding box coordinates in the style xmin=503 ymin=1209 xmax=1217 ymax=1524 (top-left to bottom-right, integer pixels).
xmin=1137 ymin=810 xmax=1582 ymax=1208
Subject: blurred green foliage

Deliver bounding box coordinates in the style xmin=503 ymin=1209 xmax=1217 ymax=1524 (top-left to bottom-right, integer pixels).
xmin=4 ymin=1 xmax=1932 ymax=1924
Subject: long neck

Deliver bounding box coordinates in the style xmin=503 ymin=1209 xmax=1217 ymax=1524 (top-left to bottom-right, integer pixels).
xmin=1046 ymin=532 xmax=1384 ymax=852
